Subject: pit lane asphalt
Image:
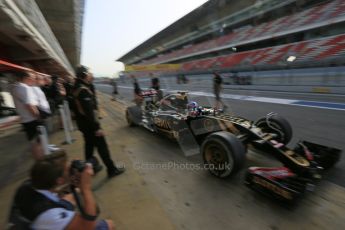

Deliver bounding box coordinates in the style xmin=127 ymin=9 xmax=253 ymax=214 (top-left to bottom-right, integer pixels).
xmin=96 ymin=83 xmax=345 ymax=188
xmin=96 ymin=90 xmax=345 ymax=230
xmin=2 ymin=87 xmax=343 ymax=229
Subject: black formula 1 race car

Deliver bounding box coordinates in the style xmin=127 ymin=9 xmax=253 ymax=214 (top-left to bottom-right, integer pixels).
xmin=125 ymin=90 xmax=342 ymax=202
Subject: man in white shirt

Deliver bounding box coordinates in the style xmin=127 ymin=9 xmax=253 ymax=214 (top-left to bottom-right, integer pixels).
xmin=11 ymin=71 xmax=43 ymax=160
xmin=32 ymin=75 xmax=51 ymax=116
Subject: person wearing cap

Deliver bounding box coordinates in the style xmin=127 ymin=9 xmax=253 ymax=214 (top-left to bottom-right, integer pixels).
xmin=73 ymin=65 xmax=125 ymax=178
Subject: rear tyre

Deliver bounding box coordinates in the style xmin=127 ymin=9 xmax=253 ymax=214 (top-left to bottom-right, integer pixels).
xmin=201 ymin=131 xmax=246 ymax=178
xmin=126 ymin=105 xmax=143 ymax=127
xmin=255 ymin=114 xmax=292 ymax=144
xmin=126 ymin=109 xmax=135 ymax=126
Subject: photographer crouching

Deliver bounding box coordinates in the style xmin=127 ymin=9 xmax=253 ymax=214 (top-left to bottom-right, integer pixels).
xmin=8 ymin=151 xmax=114 ymax=230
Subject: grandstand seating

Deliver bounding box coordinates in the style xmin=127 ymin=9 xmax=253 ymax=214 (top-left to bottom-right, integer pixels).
xmin=181 ymin=33 xmax=345 ymax=71
xmin=142 ymin=0 xmax=345 ymax=65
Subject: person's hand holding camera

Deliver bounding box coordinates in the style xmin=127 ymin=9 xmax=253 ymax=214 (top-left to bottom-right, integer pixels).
xmin=69 ymin=160 xmax=93 ymax=190
xmin=68 ymin=161 xmax=99 ymax=229
xmin=80 ymin=163 xmax=94 ymax=192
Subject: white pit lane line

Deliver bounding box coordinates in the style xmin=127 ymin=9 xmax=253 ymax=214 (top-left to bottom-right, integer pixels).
xmin=109 ymin=85 xmax=345 ymax=111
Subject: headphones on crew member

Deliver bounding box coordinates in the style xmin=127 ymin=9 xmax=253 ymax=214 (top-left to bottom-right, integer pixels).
xmin=75 ymin=65 xmax=89 ymax=79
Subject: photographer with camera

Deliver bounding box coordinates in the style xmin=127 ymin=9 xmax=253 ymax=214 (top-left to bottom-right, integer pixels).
xmin=10 ymin=152 xmax=114 ymax=230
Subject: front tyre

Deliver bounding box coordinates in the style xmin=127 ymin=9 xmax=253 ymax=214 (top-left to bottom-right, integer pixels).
xmin=202 ymin=131 xmax=246 ymax=178
xmin=255 ymin=113 xmax=292 ymax=144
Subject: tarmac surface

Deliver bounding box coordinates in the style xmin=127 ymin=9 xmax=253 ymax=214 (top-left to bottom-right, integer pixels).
xmin=1 ymin=92 xmax=345 ymax=230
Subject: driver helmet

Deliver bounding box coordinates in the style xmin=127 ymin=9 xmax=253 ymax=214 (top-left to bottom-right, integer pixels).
xmin=187 ymin=101 xmax=198 ymax=110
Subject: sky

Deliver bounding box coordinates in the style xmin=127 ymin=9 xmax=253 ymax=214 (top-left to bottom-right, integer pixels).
xmin=80 ymin=0 xmax=208 ymax=77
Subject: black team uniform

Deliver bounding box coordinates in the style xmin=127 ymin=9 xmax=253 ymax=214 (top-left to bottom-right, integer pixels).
xmin=74 ymin=67 xmax=124 ymax=178
xmin=150 ymin=76 xmax=163 ymax=100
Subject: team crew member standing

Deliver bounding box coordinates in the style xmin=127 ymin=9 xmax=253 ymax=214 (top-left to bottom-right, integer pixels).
xmin=110 ymin=78 xmax=118 ymax=101
xmin=33 ymin=75 xmax=52 ymax=119
xmin=74 ymin=66 xmax=125 ymax=178
xmin=150 ymin=73 xmax=160 ymax=90
xmin=149 ymin=73 xmax=163 ymax=100
xmin=11 ymin=71 xmax=43 ymax=160
xmin=131 ymin=75 xmax=143 ymax=106
xmin=213 ymin=71 xmax=227 ymax=110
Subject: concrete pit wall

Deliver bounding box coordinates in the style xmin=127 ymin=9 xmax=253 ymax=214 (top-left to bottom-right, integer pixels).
xmin=153 ymin=66 xmax=345 ymax=95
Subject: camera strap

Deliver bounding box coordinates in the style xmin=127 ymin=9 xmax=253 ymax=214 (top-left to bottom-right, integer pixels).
xmin=70 ymin=185 xmax=100 ymax=221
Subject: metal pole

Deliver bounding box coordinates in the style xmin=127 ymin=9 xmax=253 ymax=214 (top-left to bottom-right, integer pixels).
xmin=37 ymin=125 xmax=50 ymax=155
xmin=59 ymin=105 xmax=72 ymax=144
xmin=63 ymin=100 xmax=74 ymax=131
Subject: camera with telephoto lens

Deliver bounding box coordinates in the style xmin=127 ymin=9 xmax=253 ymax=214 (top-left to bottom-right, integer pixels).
xmin=69 ymin=159 xmax=87 ymax=176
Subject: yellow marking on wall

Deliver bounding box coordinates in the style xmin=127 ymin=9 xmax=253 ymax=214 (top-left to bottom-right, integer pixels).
xmin=125 ymin=64 xmax=181 ymax=72
xmin=312 ymin=87 xmax=330 ymax=93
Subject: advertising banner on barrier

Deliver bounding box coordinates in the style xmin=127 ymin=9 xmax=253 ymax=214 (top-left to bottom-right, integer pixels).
xmin=125 ymin=64 xmax=181 ymax=72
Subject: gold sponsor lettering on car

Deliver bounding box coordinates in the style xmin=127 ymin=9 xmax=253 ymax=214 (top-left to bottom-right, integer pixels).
xmin=154 ymin=117 xmax=171 ymax=129
xmin=252 ymin=176 xmax=293 ymax=200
